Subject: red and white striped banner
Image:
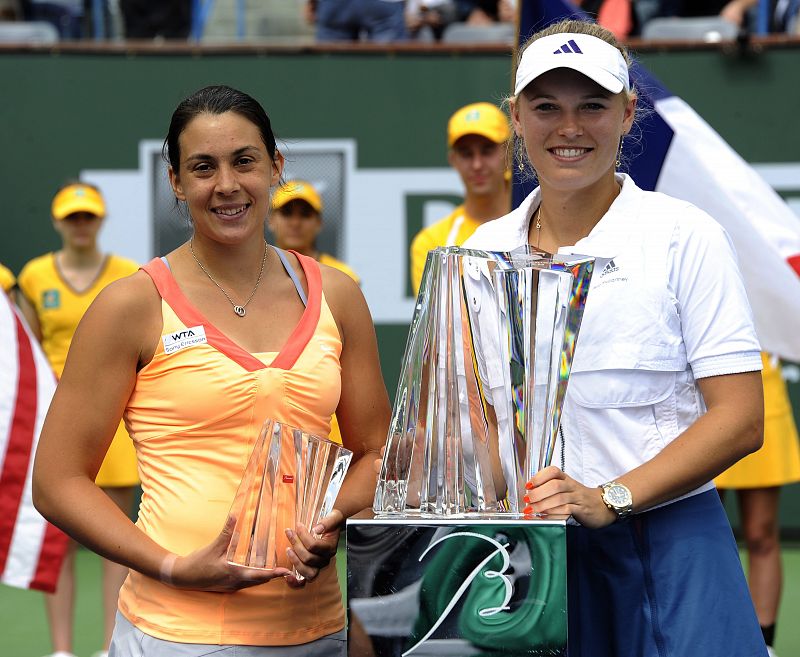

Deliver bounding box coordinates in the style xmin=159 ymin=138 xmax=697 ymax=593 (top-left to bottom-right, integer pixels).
xmin=0 ymin=292 xmax=68 ymax=592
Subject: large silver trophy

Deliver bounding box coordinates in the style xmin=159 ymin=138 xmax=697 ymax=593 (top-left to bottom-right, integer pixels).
xmin=374 ymin=246 xmax=595 ymax=516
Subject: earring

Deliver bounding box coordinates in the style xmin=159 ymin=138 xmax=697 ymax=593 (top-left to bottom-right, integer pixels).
xmin=616 ymin=136 xmax=625 ymax=169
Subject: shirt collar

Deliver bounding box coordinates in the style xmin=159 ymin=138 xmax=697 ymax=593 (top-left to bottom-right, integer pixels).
xmin=507 ymin=173 xmax=641 ymax=256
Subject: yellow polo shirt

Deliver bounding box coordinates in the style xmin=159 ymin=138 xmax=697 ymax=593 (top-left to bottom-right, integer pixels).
xmin=319 ymin=252 xmax=360 ymax=285
xmin=409 ymin=204 xmax=483 ymax=294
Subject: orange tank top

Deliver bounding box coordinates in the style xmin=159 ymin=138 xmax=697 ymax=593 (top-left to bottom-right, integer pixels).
xmin=117 ymin=252 xmax=345 ymax=646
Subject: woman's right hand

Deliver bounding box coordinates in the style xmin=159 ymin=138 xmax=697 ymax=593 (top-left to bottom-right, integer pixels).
xmin=165 ymin=516 xmax=291 ymax=592
xmin=523 ymin=466 xmax=617 ymax=529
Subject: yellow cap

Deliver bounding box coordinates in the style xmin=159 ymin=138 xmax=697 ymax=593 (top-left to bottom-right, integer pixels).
xmin=272 ymin=180 xmax=323 ymax=213
xmin=51 ymin=184 xmax=106 ymax=221
xmin=447 ymin=102 xmax=510 ymax=147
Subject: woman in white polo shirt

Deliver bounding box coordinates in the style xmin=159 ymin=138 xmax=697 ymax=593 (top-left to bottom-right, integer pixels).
xmin=465 ymin=19 xmax=768 ymax=657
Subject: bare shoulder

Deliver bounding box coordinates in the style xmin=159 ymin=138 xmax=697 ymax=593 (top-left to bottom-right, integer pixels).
xmin=320 ymin=263 xmax=365 ymax=312
xmin=77 ymin=270 xmax=163 ymax=365
xmin=318 ymin=263 xmax=371 ymax=347
xmin=92 ymin=269 xmax=160 ymax=317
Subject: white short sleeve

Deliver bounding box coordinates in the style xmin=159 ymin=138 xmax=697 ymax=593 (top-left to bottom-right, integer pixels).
xmin=668 ymin=209 xmax=761 ymax=378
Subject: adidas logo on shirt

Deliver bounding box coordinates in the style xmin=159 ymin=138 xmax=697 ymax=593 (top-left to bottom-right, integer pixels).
xmin=600 ymin=259 xmax=619 ymax=277
xmin=553 ymin=40 xmax=583 ymax=54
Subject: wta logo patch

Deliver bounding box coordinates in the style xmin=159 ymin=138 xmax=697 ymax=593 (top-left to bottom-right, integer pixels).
xmin=162 ymin=325 xmax=207 ymax=354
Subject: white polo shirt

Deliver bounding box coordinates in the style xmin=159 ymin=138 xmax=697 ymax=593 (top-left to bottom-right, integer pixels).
xmin=465 ymin=174 xmax=761 ymax=501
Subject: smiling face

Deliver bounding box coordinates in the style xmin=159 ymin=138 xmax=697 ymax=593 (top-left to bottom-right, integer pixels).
xmin=168 ymin=111 xmax=284 ymax=245
xmin=511 ymin=67 xmax=636 ymax=196
xmin=268 ymin=199 xmax=322 ymax=253
xmin=448 ymin=134 xmax=507 ymax=199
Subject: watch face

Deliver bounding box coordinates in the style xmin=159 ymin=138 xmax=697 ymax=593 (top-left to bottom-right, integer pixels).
xmin=605 ymin=484 xmax=632 ymax=508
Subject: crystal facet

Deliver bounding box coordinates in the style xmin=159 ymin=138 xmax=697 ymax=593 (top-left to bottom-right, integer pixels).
xmin=227 ymin=419 xmax=352 ymax=573
xmin=374 ymin=246 xmax=595 ymax=516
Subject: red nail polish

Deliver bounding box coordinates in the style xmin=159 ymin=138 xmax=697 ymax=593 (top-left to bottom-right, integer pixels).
xmin=523 ymin=495 xmax=531 ymax=504
xmin=525 ymin=481 xmax=534 ymax=490
xmin=523 ymin=505 xmax=534 ymax=514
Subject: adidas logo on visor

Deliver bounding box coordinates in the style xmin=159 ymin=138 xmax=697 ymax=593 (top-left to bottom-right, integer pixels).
xmin=553 ymin=39 xmax=583 ymax=54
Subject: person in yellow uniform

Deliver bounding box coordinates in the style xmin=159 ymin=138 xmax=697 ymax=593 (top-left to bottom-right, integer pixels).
xmin=269 ymin=179 xmax=360 ymax=284
xmin=0 ymin=263 xmax=15 ymax=293
xmin=716 ymin=353 xmax=800 ymax=657
xmin=17 ymin=182 xmax=139 ymax=657
xmin=409 ymin=101 xmax=511 ymax=294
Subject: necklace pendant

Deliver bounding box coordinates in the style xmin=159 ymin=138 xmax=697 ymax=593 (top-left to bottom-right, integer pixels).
xmin=233 ymin=305 xmax=246 ymax=317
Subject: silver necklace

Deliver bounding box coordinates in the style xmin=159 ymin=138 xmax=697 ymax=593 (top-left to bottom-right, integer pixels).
xmin=534 ymin=205 xmax=544 ymax=249
xmin=189 ymin=238 xmax=268 ymax=317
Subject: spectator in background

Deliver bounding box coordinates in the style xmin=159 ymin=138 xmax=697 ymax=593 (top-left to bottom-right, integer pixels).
xmin=0 ymin=263 xmax=15 ymax=293
xmin=269 ymin=179 xmax=360 ymax=450
xmin=0 ymin=0 xmax=21 ymax=20
xmin=405 ymin=0 xmax=515 ymax=40
xmin=405 ymin=0 xmax=458 ymax=40
xmin=16 ymin=182 xmax=139 ymax=657
xmin=717 ymin=0 xmax=799 ymax=31
xmin=269 ymin=180 xmax=360 ymax=284
xmin=18 ymin=0 xmax=118 ymax=39
xmin=718 ymin=0 xmax=758 ymax=26
xmin=19 ymin=0 xmax=83 ymax=38
xmin=655 ymin=0 xmax=740 ymax=18
xmin=306 ymin=0 xmax=406 ymax=41
xmin=578 ymin=0 xmax=638 ymax=38
xmin=409 ymin=101 xmax=510 ymax=294
xmin=651 ymin=0 xmax=798 ymax=31
xmin=120 ymin=0 xmax=190 ymax=39
xmin=458 ymin=0 xmax=515 ymax=24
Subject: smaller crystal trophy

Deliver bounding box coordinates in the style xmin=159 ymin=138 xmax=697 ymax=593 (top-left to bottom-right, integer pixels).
xmin=227 ymin=418 xmax=353 ymax=573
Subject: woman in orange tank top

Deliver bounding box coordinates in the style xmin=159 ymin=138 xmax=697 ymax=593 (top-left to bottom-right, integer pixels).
xmin=32 ymin=85 xmax=391 ymax=656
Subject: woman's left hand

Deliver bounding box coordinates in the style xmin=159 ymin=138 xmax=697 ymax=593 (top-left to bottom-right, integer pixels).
xmin=523 ymin=466 xmax=617 ymax=529
xmin=284 ymin=509 xmax=344 ymax=588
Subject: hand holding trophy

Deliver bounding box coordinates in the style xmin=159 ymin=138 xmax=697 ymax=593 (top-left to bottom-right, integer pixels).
xmin=226 ymin=418 xmax=352 ymax=581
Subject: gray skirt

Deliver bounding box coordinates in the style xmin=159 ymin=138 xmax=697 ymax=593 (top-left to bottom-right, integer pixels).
xmin=109 ymin=611 xmax=346 ymax=657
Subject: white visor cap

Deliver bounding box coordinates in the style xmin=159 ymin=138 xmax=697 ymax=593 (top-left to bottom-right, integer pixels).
xmin=514 ymin=32 xmax=631 ymax=96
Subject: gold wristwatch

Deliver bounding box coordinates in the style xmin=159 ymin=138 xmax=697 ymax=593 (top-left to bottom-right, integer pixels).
xmin=600 ymin=481 xmax=633 ymax=520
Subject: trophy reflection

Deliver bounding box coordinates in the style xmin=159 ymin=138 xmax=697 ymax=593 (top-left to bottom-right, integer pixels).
xmin=374 ymin=246 xmax=595 ymax=516
xmin=227 ymin=418 xmax=352 ymax=573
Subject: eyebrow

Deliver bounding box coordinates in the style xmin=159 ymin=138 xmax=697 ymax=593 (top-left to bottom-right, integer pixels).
xmin=184 ymin=145 xmax=261 ymax=163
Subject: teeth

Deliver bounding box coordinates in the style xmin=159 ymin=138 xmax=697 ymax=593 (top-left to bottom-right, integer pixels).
xmin=553 ymin=148 xmax=588 ymax=158
xmin=215 ymin=205 xmax=248 ymax=216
